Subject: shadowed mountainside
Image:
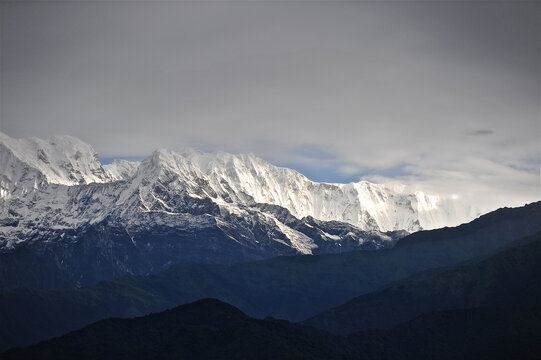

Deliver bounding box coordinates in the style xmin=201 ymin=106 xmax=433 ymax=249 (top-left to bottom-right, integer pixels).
xmin=3 ymin=298 xmax=540 ymax=360
xmin=0 ymin=202 xmax=539 ymax=351
xmin=303 ymin=233 xmax=541 ymax=334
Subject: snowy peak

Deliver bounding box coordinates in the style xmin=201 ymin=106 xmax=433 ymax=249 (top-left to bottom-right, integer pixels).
xmin=0 ymin=132 xmax=112 ymax=189
xmin=131 ymin=147 xmax=478 ymax=232
xmin=0 ymin=132 xmax=479 ymax=233
xmin=103 ymin=159 xmax=140 ymax=181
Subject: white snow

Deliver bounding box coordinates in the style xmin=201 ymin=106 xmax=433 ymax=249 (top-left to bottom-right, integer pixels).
xmin=321 ymin=231 xmax=341 ymax=241
xmin=103 ymin=159 xmax=140 ymax=181
xmin=0 ymin=132 xmax=112 ymax=201
xmin=124 ymin=148 xmax=478 ymax=232
xmin=0 ymin=132 xmax=481 ymax=249
xmin=266 ymin=213 xmax=317 ymax=254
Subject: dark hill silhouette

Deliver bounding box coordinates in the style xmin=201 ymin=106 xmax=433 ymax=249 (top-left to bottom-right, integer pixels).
xmin=304 ymin=233 xmax=541 ymax=334
xmin=0 ymin=202 xmax=539 ymax=351
xmin=3 ymin=299 xmax=540 ymax=360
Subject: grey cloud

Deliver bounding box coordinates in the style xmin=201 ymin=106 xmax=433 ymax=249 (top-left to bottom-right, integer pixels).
xmin=0 ymin=1 xmax=538 ymax=211
xmin=467 ymin=130 xmax=495 ymax=136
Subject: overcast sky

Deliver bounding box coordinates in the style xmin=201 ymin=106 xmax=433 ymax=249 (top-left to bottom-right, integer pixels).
xmin=0 ymin=1 xmax=539 ymax=212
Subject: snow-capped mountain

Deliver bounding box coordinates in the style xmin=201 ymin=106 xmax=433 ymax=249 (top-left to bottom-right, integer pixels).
xmin=0 ymin=132 xmax=479 ymax=291
xmin=0 ymin=132 xmax=112 ymax=192
xmin=103 ymin=159 xmax=140 ymax=181
xmin=130 ymin=148 xmax=477 ymax=232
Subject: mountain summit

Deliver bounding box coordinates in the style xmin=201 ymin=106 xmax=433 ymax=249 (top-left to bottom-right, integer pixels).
xmin=0 ymin=132 xmax=479 ymax=290
xmin=1 ymin=132 xmax=477 ymax=230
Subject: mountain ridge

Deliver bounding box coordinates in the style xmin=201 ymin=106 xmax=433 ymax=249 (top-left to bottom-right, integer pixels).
xmin=0 ymin=131 xmax=483 ymax=290
xmin=0 ymin=201 xmax=538 ymax=351
xmin=0 ymin=131 xmax=479 ymax=234
xmin=303 ymin=231 xmax=541 ymax=334
xmin=3 ymin=298 xmax=539 ymax=360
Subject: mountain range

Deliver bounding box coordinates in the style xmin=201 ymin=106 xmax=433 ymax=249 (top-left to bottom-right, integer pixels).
xmin=1 ymin=132 xmax=539 ymax=358
xmin=0 ymin=132 xmax=478 ymax=291
xmin=0 ymin=202 xmax=539 ymax=352
xmin=4 ymin=283 xmax=540 ymax=359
